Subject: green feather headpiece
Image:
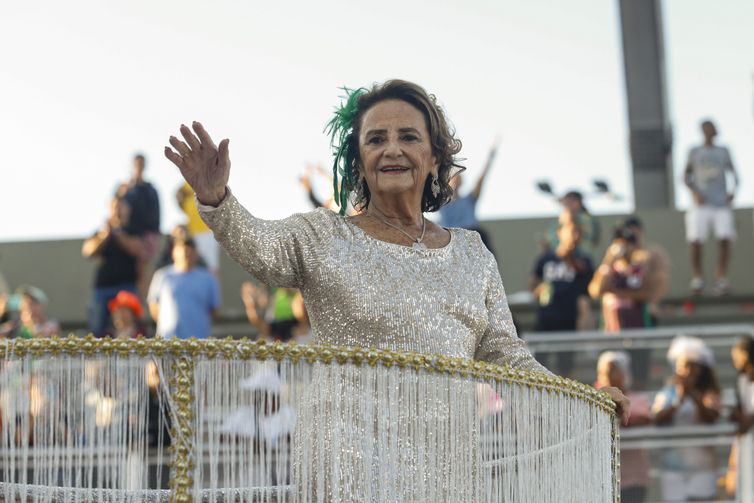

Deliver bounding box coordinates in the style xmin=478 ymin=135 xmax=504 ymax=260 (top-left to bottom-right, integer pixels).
xmin=325 ymin=86 xmax=367 ymax=215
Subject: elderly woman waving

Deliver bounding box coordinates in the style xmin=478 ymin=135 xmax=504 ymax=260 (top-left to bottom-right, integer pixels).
xmin=164 ymin=79 xmax=627 ymax=417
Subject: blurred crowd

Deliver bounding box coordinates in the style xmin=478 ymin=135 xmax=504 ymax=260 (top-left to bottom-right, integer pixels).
xmin=0 ymin=118 xmax=745 ymax=501
xmin=594 ymin=334 xmax=754 ymax=502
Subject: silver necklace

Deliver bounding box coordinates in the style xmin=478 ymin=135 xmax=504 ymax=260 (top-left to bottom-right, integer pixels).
xmin=368 ymin=212 xmax=427 ymax=250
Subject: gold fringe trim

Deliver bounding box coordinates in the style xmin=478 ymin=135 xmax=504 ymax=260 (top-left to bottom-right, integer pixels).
xmin=1 ymin=335 xmax=616 ymax=415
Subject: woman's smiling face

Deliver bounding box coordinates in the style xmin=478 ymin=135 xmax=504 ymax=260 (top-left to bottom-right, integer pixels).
xmin=358 ymin=99 xmax=437 ymax=206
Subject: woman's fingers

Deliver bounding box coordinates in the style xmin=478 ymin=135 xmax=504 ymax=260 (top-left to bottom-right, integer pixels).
xmin=169 ymin=136 xmax=191 ymax=156
xmin=620 ymin=397 xmax=631 ymax=425
xmin=179 ymin=124 xmax=202 ymax=151
xmin=604 ymin=386 xmax=631 ymax=425
xmin=616 ymin=392 xmax=631 ymax=425
xmin=192 ymin=121 xmax=217 ymax=150
xmin=218 ymin=138 xmax=230 ymax=167
xmin=166 ymin=123 xmax=229 ymax=201
xmin=164 ymin=146 xmax=185 ymax=168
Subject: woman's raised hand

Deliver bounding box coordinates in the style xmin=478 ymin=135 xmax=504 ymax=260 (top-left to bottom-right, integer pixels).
xmin=164 ymin=122 xmax=230 ymax=206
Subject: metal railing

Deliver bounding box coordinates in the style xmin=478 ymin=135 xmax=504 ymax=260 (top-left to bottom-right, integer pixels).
xmin=525 ymin=323 xmax=754 ymax=501
xmin=618 ymin=423 xmax=740 ymax=503
xmin=525 ymin=323 xmax=754 ymax=353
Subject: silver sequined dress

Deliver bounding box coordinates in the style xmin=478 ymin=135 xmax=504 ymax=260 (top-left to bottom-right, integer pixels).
xmin=199 ymin=190 xmax=547 ymax=373
xmin=199 ymin=193 xmax=546 ymax=503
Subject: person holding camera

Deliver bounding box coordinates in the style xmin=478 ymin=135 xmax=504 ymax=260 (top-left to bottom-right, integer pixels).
xmin=82 ymin=195 xmax=142 ymax=337
xmin=589 ymin=224 xmax=659 ymax=388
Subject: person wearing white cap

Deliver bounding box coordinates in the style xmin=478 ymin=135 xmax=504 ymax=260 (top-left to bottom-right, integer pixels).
xmin=652 ymin=336 xmax=721 ymax=501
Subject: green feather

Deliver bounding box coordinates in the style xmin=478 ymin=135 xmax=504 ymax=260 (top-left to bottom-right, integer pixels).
xmin=324 ymin=87 xmax=367 ymax=215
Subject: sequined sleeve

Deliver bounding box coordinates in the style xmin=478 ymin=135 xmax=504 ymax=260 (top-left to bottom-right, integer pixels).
xmin=474 ymin=253 xmax=553 ymax=375
xmin=198 ymin=189 xmax=330 ymax=288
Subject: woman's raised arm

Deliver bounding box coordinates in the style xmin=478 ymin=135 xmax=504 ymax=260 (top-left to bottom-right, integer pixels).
xmin=165 ymin=122 xmax=331 ymax=288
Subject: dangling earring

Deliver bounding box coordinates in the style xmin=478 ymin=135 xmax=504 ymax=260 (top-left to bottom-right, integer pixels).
xmin=431 ymin=174 xmax=441 ymax=198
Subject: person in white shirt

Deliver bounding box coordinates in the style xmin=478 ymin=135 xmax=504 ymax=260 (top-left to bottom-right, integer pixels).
xmin=652 ymin=336 xmax=721 ymax=501
xmin=683 ymin=120 xmax=739 ymax=295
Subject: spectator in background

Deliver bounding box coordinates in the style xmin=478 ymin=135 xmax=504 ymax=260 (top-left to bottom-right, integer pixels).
xmin=0 ymin=286 xmax=59 ymax=339
xmin=623 ymin=216 xmax=671 ymax=325
xmin=731 ymin=336 xmax=754 ymax=432
xmin=439 ymin=138 xmax=499 ymax=254
xmin=241 ymin=282 xmax=308 ymax=343
xmin=122 ymin=153 xmax=161 ymax=295
xmin=653 ymin=336 xmax=720 ymax=502
xmin=684 ymin=120 xmax=739 ymax=295
xmin=155 ymin=224 xmax=208 ymax=270
xmin=0 ymin=269 xmax=9 ymax=325
xmin=529 ymin=222 xmax=593 ymax=377
xmin=726 ymin=336 xmax=754 ymax=496
xmin=547 ymin=190 xmax=600 ymax=259
xmin=148 ymin=237 xmax=220 ymax=339
xmin=299 ymin=163 xmax=329 ymax=210
xmin=82 ymin=195 xmax=142 ymax=337
xmin=595 ymin=351 xmax=650 ymax=503
xmin=299 ymin=162 xmax=358 ymax=216
xmin=546 ymin=191 xmax=600 ymax=331
xmin=105 ymin=290 xmax=148 ymax=339
xmin=589 ymin=225 xmax=657 ymax=388
xmin=177 ymin=182 xmax=220 ymax=273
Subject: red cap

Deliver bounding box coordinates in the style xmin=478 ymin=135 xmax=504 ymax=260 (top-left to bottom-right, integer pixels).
xmin=108 ymin=291 xmax=144 ymax=319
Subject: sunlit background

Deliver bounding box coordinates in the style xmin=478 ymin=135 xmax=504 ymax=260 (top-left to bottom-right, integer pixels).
xmin=1 ymin=0 xmax=752 ymax=241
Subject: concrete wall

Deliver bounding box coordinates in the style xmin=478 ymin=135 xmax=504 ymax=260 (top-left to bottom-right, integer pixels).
xmin=1 ymin=207 xmax=752 ymax=324
xmin=0 ymin=238 xmax=254 ymax=325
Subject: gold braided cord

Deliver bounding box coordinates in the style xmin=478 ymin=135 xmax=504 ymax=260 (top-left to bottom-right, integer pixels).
xmin=168 ymin=355 xmax=195 ymax=503
xmin=1 ymin=335 xmax=616 ymax=416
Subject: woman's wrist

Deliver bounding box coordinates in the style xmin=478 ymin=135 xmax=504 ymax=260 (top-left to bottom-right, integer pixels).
xmin=197 ymin=187 xmax=229 ymax=207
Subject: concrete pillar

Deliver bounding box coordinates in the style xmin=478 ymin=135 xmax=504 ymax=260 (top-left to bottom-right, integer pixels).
xmin=619 ymin=0 xmax=675 ymax=209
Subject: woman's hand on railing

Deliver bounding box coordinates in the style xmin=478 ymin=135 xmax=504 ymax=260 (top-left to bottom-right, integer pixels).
xmin=165 ymin=122 xmax=230 ymax=206
xmin=602 ymin=386 xmax=630 ymax=425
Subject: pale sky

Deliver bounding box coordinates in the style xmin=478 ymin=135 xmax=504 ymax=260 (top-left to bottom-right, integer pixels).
xmin=1 ymin=0 xmax=752 ymax=241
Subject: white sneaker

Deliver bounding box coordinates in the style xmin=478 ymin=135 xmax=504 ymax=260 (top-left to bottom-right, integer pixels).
xmin=712 ymin=277 xmax=730 ymax=296
xmin=690 ymin=277 xmax=704 ymax=295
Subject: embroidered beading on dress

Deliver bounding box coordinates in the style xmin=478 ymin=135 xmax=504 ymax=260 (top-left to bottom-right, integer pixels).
xmin=199 ymin=189 xmax=548 ymax=374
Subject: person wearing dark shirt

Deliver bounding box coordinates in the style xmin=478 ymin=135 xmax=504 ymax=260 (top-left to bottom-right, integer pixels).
xmin=124 ymin=153 xmax=161 ymax=236
xmin=530 ymin=222 xmax=594 ymax=376
xmin=82 ymin=195 xmax=142 ymax=336
xmin=122 ymin=153 xmax=161 ymax=295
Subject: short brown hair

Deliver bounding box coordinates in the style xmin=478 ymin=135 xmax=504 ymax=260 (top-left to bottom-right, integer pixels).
xmin=173 ymin=237 xmax=196 ymax=249
xmin=340 ymin=80 xmax=464 ymax=213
